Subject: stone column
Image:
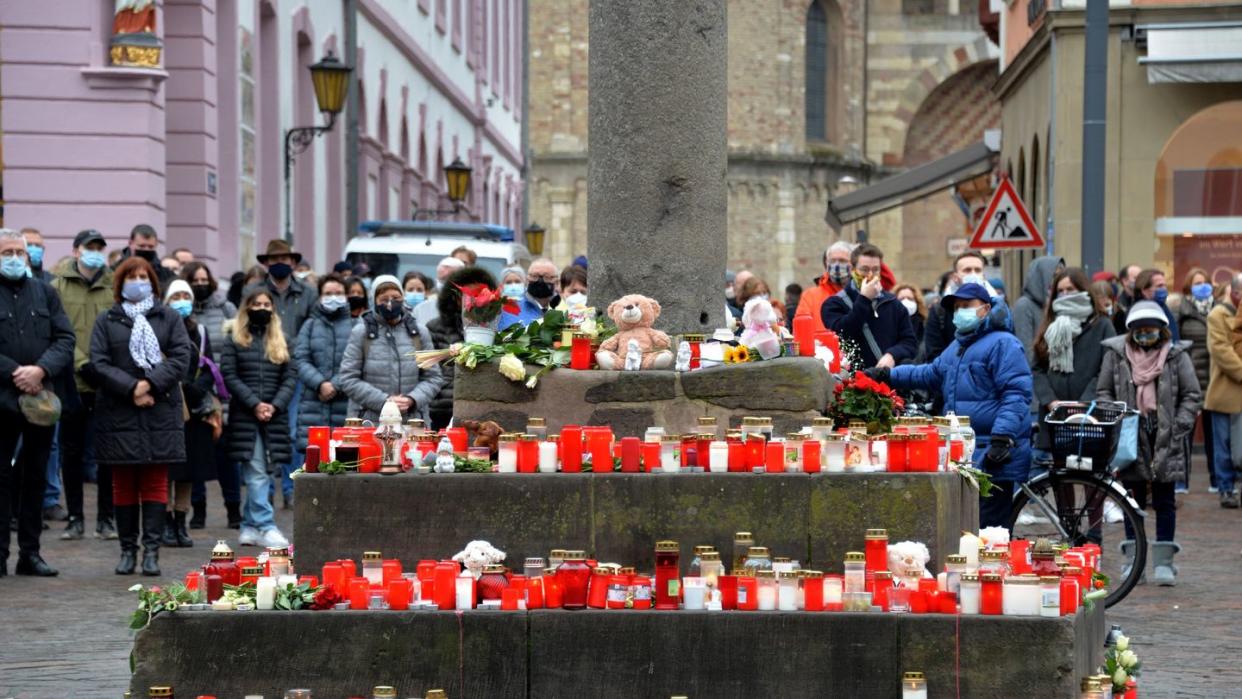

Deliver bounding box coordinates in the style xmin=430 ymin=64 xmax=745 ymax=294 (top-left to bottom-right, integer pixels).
xmin=587 ymin=0 xmax=728 ymax=333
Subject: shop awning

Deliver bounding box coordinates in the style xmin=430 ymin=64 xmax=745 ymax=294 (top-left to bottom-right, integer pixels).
xmin=824 ymin=135 xmax=999 ymax=231
xmin=1139 ymin=21 xmax=1242 ymax=84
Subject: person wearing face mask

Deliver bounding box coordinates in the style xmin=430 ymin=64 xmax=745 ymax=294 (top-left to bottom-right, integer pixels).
xmin=220 ymin=290 xmax=296 ymax=549
xmin=821 ymin=244 xmax=918 ymax=370
xmin=921 ymin=252 xmax=1001 ymax=364
xmin=89 ymin=257 xmax=193 ymax=576
xmin=892 ymin=284 xmax=927 ymax=362
xmin=407 ymin=270 xmax=441 ymax=329
xmin=52 ymin=229 xmax=119 ymax=542
xmin=0 ymin=229 xmax=76 ymax=577
xmin=293 ymin=274 xmax=357 ymax=461
xmin=115 ymin=224 xmax=177 ymax=287
xmin=873 ymin=282 xmax=1033 ymax=527
xmin=426 ymin=267 xmax=500 ymax=430
xmin=159 ymin=280 xmax=221 ymax=549
xmin=1204 ymin=274 xmax=1242 ymax=509
xmin=1174 ymin=267 xmax=1217 ymax=494
xmin=1134 ymin=268 xmax=1179 ymax=342
xmin=500 ymin=266 xmax=527 ymax=303
xmin=498 ymin=258 xmax=561 ymax=331
xmin=345 ymin=277 xmax=370 ymax=318
xmin=553 ymin=264 xmax=590 ymax=317
xmin=1012 ymin=255 xmax=1065 ymax=363
xmin=19 ymin=227 xmax=52 ymax=282
xmin=1098 ymin=301 xmax=1201 ymax=586
xmin=795 ymin=241 xmax=856 ymax=335
xmin=338 ymin=275 xmax=446 ymax=424
xmin=1031 ymin=268 xmax=1116 ymax=454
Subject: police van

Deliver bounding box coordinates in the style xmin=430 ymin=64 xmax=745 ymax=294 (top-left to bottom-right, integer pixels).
xmin=342 ymin=220 xmax=531 ymax=280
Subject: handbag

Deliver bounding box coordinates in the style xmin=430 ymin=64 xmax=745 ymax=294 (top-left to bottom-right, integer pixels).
xmin=1109 ymin=412 xmax=1140 ymax=471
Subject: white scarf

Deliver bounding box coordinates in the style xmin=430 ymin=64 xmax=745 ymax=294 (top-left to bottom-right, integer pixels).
xmin=122 ymin=295 xmax=164 ymax=370
xmin=1044 ymin=292 xmax=1094 ymax=373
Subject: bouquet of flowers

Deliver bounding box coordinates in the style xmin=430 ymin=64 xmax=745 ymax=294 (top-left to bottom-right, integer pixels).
xmin=459 ymin=283 xmax=519 ymax=326
xmin=1102 ymin=634 xmax=1141 ymax=694
xmin=827 ymin=370 xmax=905 ymax=435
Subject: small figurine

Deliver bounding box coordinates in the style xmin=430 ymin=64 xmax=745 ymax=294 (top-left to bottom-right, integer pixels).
xmin=674 ymin=341 xmax=692 ymax=372
xmin=434 ymin=435 xmax=456 ymax=473
xmin=623 ymin=338 xmax=643 ymax=371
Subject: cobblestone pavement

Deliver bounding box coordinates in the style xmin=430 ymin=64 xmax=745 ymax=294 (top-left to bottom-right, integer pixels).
xmin=0 ymin=461 xmax=1237 ymax=697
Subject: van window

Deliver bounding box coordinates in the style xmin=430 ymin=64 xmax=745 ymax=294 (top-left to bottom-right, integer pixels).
xmin=346 ymin=252 xmax=509 ymax=280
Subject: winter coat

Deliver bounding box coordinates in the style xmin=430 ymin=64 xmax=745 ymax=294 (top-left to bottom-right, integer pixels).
xmin=293 ymin=303 xmax=356 ymax=452
xmin=889 ymin=300 xmax=1034 ymax=483
xmin=338 ymin=311 xmax=446 ymax=424
xmin=820 ymin=284 xmax=918 ymax=368
xmin=794 ymin=276 xmax=842 ymax=336
xmin=1204 ymin=302 xmax=1242 ymax=414
xmin=907 ymin=312 xmax=926 ymax=364
xmin=1031 ymin=316 xmax=1115 ymax=450
xmin=220 ymin=322 xmax=297 ymax=469
xmin=170 ymin=320 xmax=219 ymax=482
xmin=426 ymin=299 xmax=465 ymax=423
xmin=1175 ymin=296 xmax=1212 ymax=393
xmin=243 ymin=277 xmax=317 ymax=345
xmin=1013 ymin=255 xmax=1063 ymax=364
xmin=50 ymin=258 xmax=115 ymax=395
xmin=190 ymin=293 xmax=237 ymax=360
xmin=89 ymin=303 xmax=192 ymax=466
xmin=922 ymin=303 xmax=957 ymax=364
xmin=0 ymin=276 xmax=76 ymax=416
xmin=1097 ymin=337 xmax=1202 ymax=482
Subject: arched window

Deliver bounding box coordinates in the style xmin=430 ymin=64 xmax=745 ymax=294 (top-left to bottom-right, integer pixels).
xmin=805 ymin=0 xmax=842 ymax=143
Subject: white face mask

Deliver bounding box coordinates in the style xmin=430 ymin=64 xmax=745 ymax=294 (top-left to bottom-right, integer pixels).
xmin=900 ymin=298 xmax=918 ymax=316
xmin=566 ymin=292 xmax=588 ymax=307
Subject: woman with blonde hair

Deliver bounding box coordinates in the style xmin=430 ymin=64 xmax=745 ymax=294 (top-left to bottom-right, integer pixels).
xmin=220 ymin=289 xmax=296 ymax=548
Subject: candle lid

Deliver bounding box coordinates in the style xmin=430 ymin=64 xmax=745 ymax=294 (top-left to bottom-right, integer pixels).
xmin=520 ymin=434 xmax=541 ymax=441
xmin=823 ymin=433 xmax=847 ymax=442
xmin=211 ymin=539 xmax=234 ymax=560
xmin=266 ymin=546 xmax=290 ymax=558
xmin=811 ymin=417 xmax=835 ymax=426
xmin=619 ymin=566 xmax=636 ymax=575
xmin=772 ymin=556 xmax=791 ymax=563
xmin=1062 ymin=565 xmax=1082 ymax=575
xmin=524 ymin=557 xmax=546 ymax=567
xmin=946 ymin=554 xmax=968 ymax=564
xmin=692 ymin=545 xmax=716 ymax=555
xmin=785 ymin=433 xmax=807 ymax=441
xmin=848 ymin=420 xmax=867 ymax=428
xmin=344 ymin=417 xmax=364 ymax=427
xmin=655 ymin=540 xmax=680 ymax=552
xmin=416 ymin=434 xmax=441 ymax=443
xmin=498 ymin=433 xmax=520 ymax=442
xmin=1006 ymin=574 xmax=1040 ymax=585
xmin=1081 ymin=677 xmax=1101 ymax=692
xmin=746 ymin=546 xmax=770 ymax=557
xmin=148 ymin=688 xmax=173 ymax=698
xmin=756 ymin=570 xmax=777 ymax=579
xmin=548 ymin=435 xmax=561 ymax=443
xmin=543 ymin=567 xmax=560 ymax=576
xmin=874 ymin=570 xmax=892 ymax=580
xmin=741 ymin=416 xmax=772 ymax=426
xmin=980 ymin=573 xmax=1003 ymax=582
xmin=777 ymin=570 xmax=797 ymax=579
xmin=425 ymin=691 xmax=447 ymax=699
xmin=361 ymin=551 xmax=382 ymax=561
xmin=563 ymin=550 xmax=588 ymax=559
xmin=844 ymin=551 xmax=865 ymax=562
xmin=734 ymin=531 xmax=754 ymax=540
xmin=592 ymin=566 xmax=612 ymax=575
xmin=698 ymin=432 xmax=718 ymax=440
xmin=725 ymin=429 xmax=744 ymax=439
xmin=483 ymin=564 xmax=507 ymax=574
xmin=405 ymin=418 xmax=426 ymax=426
xmin=660 ymin=433 xmax=682 ymax=442
xmin=960 ymin=572 xmax=980 ymax=582
xmin=959 ymin=415 xmax=971 ymax=425
xmin=682 ymin=333 xmax=707 ymax=342
xmin=571 ymin=331 xmax=592 ymax=340
xmin=886 ymin=433 xmax=908 ymax=441
xmin=527 ymin=417 xmax=546 ymax=427
xmin=371 ymin=688 xmax=397 ymax=699
xmin=902 ymin=672 xmax=925 ymax=681
xmin=697 ymin=416 xmax=717 ymax=426
xmin=801 ymin=569 xmax=824 ymax=579
xmin=979 ymin=550 xmax=1007 ymax=562
xmin=1039 ymin=575 xmax=1061 ymax=583
xmin=241 ymin=565 xmax=264 ymax=576
xmin=864 ymin=528 xmax=888 ymax=539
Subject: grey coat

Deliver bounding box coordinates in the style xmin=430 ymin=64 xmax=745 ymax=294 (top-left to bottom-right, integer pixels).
xmin=1175 ymin=297 xmax=1213 ymax=394
xmin=294 ymin=304 xmax=356 ymax=451
xmin=1032 ymin=317 xmax=1115 ymax=449
xmin=1097 ymin=337 xmax=1202 ymax=483
xmin=1013 ymin=255 xmax=1064 ymax=364
xmin=191 ymin=293 xmax=237 ymax=358
xmin=338 ymin=311 xmax=446 ymax=424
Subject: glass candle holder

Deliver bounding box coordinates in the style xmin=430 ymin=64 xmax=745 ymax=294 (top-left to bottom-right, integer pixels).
xmin=630 ymin=575 xmax=653 ymax=610
xmin=802 ymin=570 xmax=824 ymax=611
xmin=655 ymin=540 xmax=681 ymax=610
xmin=736 ymin=573 xmax=758 ymax=611
xmin=886 ymin=434 xmax=908 ymax=472
xmin=783 ymin=434 xmax=805 ymax=472
xmin=902 ymin=671 xmax=928 ymax=699
xmin=944 ymin=554 xmax=967 ymax=595
xmin=1039 ymin=576 xmax=1061 ymax=617
xmin=525 ymin=417 xmax=547 ymax=441
xmin=518 ymin=434 xmax=540 ymax=473
xmin=361 ymin=551 xmax=383 ymax=586
xmin=708 ymin=440 xmax=729 ymax=473
xmin=802 ymin=438 xmax=821 ymax=474
xmin=864 ymin=529 xmax=888 ymax=573
xmin=682 ymin=577 xmax=707 ymax=610
xmin=756 ymin=570 xmax=778 ymax=611
xmin=497 ymin=434 xmax=519 ymax=473
xmin=570 ymin=333 xmax=592 ymax=370
xmin=824 ymin=434 xmax=847 ymax=472
xmin=823 ymin=574 xmax=843 ymax=609
xmin=587 ymin=567 xmax=611 ymax=609
xmin=538 ymin=440 xmax=558 ymax=473
xmin=843 ymin=552 xmax=866 ymax=593
xmin=558 ymin=556 xmax=591 ymax=610
xmin=980 ymin=573 xmax=1003 ymax=615
xmin=777 ymin=571 xmax=798 ymax=611
xmin=659 ymin=435 xmax=681 ymax=473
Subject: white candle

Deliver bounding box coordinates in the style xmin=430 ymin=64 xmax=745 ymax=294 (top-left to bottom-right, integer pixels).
xmin=824 ymin=577 xmax=843 ymax=605
xmin=959 ymin=532 xmax=980 ymax=569
xmin=255 ymin=577 xmax=276 ymax=610
xmin=777 ymin=583 xmax=797 ymax=611
xmin=538 ymin=442 xmax=558 ymax=473
xmin=682 ymin=578 xmax=706 ymax=610
xmin=960 ymin=578 xmax=980 ymax=615
xmin=277 ymin=574 xmax=298 ymax=589
xmin=497 ymin=443 xmax=518 ymax=473
xmin=757 ymin=584 xmax=777 ymax=611
xmin=455 ymin=573 xmax=475 ymax=610
xmin=708 ymin=441 xmax=729 ymax=473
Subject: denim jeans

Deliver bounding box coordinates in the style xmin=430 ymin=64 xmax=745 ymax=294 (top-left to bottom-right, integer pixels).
xmin=276 ymin=383 xmax=301 ymax=500
xmin=1124 ymin=480 xmax=1177 ymax=541
xmin=243 ymin=440 xmax=275 ymax=531
xmin=43 ymin=425 xmax=61 ymax=509
xmin=1209 ymin=411 xmax=1236 ymax=494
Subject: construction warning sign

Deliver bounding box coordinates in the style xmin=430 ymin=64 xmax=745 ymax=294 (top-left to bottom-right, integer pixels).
xmin=968 ymin=177 xmax=1045 ymax=250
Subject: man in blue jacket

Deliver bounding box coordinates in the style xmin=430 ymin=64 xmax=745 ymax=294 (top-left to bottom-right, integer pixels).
xmin=868 ymin=283 xmax=1033 ymax=527
xmin=820 ymin=243 xmax=917 ymax=370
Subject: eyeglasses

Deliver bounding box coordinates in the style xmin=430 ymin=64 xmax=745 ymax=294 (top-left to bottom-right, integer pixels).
xmin=529 ymin=274 xmax=557 ymax=283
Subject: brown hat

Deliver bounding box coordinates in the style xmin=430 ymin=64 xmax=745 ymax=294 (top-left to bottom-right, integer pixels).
xmin=256 ymin=239 xmax=303 ymax=264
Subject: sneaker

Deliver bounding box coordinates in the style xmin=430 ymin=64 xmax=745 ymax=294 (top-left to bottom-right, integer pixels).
xmin=95 ymin=517 xmax=118 ymax=540
xmin=43 ymin=504 xmax=69 ymax=522
xmin=1174 ymin=482 xmax=1189 ymax=495
xmin=60 ymin=517 xmax=85 ymax=540
xmin=1104 ymin=500 xmax=1124 ymax=524
xmin=259 ymin=528 xmax=290 ymax=549
xmin=238 ymin=526 xmax=262 ymax=546
xmin=1209 ymin=485 xmax=1219 ymax=494
xmin=1221 ymin=491 xmax=1240 ymax=509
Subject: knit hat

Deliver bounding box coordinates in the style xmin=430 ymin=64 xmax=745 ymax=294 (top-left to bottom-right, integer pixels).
xmin=164 ymin=279 xmax=192 ymax=303
xmin=371 ymin=274 xmax=402 ymax=302
xmin=1126 ymin=300 xmax=1168 ymax=329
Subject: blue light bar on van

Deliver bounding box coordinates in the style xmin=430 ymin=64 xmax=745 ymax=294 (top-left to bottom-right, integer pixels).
xmin=359 ymin=220 xmax=515 ymax=242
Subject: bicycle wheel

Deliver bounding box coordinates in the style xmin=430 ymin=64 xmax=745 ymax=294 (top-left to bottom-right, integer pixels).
xmin=1008 ymin=472 xmax=1147 ymax=608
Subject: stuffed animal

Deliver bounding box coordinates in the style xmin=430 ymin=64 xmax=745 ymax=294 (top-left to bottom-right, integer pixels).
xmin=887 ymin=540 xmax=932 ymax=582
xmin=740 ymin=297 xmax=784 ymax=360
xmin=596 ymin=294 xmax=674 ymax=370
xmin=978 ymin=527 xmax=1010 ymax=550
xmin=452 ymin=540 xmax=507 ymax=579
xmin=461 ymin=419 xmax=505 ymax=455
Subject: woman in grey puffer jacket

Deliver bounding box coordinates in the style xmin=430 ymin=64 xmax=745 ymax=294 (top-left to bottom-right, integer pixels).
xmin=294 ymin=274 xmax=356 ymax=452
xmin=339 ymin=275 xmax=445 ymax=425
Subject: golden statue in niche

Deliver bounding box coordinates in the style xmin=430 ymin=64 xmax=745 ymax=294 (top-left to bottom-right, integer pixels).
xmin=110 ymin=0 xmax=161 ymax=68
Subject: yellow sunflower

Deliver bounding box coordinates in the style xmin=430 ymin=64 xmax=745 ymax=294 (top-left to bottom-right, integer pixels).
xmin=734 ymin=346 xmax=751 ymax=363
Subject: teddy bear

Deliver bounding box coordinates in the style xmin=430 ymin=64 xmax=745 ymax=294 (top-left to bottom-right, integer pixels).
xmin=460 ymin=419 xmax=505 ymax=455
xmin=596 ymin=294 xmax=674 ymax=370
xmin=886 ymin=540 xmax=932 ymax=583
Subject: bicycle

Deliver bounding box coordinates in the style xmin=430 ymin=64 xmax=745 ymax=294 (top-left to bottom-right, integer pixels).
xmin=1007 ymin=400 xmax=1146 ymax=608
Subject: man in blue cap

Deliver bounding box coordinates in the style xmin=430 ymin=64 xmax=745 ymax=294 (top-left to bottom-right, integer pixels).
xmin=867 ymin=282 xmax=1033 ymax=527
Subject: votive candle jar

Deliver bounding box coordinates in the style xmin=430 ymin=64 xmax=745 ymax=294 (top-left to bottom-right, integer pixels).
xmin=843 ymin=552 xmax=866 ymax=593
xmin=776 ymin=571 xmax=798 ymax=611
xmin=757 ymin=570 xmax=778 ymax=610
xmin=783 ymin=434 xmax=805 ymax=472
xmin=980 ymin=573 xmax=1003 ymax=615
xmin=709 ymin=441 xmax=729 ymax=473
xmin=539 ymin=440 xmax=559 ymax=473
xmin=560 ymin=426 xmax=583 ymax=473
xmin=802 ymin=570 xmax=824 ymax=611
xmin=959 ymin=573 xmax=980 ymax=615
xmin=655 ymin=540 xmax=681 ymax=609
xmin=864 ymin=529 xmax=889 ymax=573
xmin=587 ymin=567 xmax=611 ymax=609
xmin=1039 ymin=576 xmax=1061 ymax=617
xmin=497 ymin=434 xmax=519 ymax=473
xmin=361 ymin=551 xmax=383 ymax=586
xmin=824 ymin=434 xmax=847 ymax=472
xmin=736 ymin=573 xmax=758 ymax=611
xmin=802 ymin=438 xmax=821 ymax=474
xmin=559 ymin=554 xmax=592 ymax=610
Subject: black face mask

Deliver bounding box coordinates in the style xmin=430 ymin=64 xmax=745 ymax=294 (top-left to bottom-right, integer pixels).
xmin=348 ymin=296 xmax=368 ymax=312
xmin=191 ymin=284 xmax=213 ymax=302
xmin=528 ymin=279 xmax=555 ymax=300
xmin=268 ymin=263 xmax=293 ymax=280
xmin=377 ymin=299 xmax=404 ymax=321
xmin=134 ymin=249 xmax=158 ymax=264
xmin=248 ymin=309 xmax=272 ymax=328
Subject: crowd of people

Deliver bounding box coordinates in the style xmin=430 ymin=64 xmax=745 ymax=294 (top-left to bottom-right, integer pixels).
xmin=0 ymin=224 xmax=588 ymax=579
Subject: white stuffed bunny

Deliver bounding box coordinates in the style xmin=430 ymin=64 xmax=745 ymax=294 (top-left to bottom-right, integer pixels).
xmin=740 ymin=297 xmax=783 ymax=360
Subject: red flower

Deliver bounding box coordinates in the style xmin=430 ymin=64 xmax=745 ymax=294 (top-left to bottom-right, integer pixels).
xmin=309 ymin=583 xmax=344 ymax=610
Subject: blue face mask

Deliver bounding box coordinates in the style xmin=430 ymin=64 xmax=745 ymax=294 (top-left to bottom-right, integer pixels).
xmin=952 ymin=306 xmax=984 ymax=334
xmin=1 ymin=255 xmax=31 ymax=280
xmin=80 ymin=249 xmax=107 ymax=270
xmin=26 ymin=245 xmax=43 ymax=266
xmin=122 ymin=280 xmax=152 ymax=302
xmin=1191 ymin=283 xmax=1213 ymax=301
xmin=169 ymin=299 xmax=194 ymax=318
xmin=1152 ymin=288 xmax=1168 ymax=305
xmin=503 ymin=283 xmax=525 ymax=299
xmin=321 ymin=295 xmax=348 ymax=313
xmin=405 ymin=291 xmax=426 ymax=307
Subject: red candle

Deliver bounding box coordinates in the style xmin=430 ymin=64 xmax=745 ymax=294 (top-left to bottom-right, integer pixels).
xmin=802 ymin=439 xmax=821 ymax=473
xmin=570 ymin=333 xmax=592 ymax=370
xmin=919 ymin=577 xmax=940 ymax=612
xmin=588 ymin=429 xmax=612 ymax=472
xmin=587 ymin=568 xmax=610 ymax=609
xmin=793 ymin=314 xmax=815 ymax=356
xmin=980 ymin=574 xmax=1003 ymax=615
xmin=718 ymin=574 xmax=738 ymax=610
xmin=304 ymin=444 xmax=321 ymax=473
xmin=349 ymin=578 xmax=370 ymax=610
xmin=630 ymin=575 xmax=652 ymax=610
xmin=605 ymin=574 xmax=629 ymax=609
xmin=184 ymin=571 xmax=201 ymax=593
xmin=387 ymin=578 xmax=411 ymax=610
xmin=872 ymin=572 xmax=890 ymax=612
xmin=236 ymin=556 xmax=258 ymax=570
xmin=654 ymin=541 xmax=681 ymax=610
xmin=746 ymin=436 xmax=765 ymax=470
xmin=501 ymin=588 xmax=521 ymax=610
xmin=887 ymin=436 xmax=908 ymax=472
xmin=322 ymin=563 xmax=343 ymax=592
xmin=308 ymin=426 xmax=331 ymax=463
xmin=864 ymin=529 xmax=888 ymax=573
xmin=681 ymin=435 xmax=697 ymax=467
xmin=642 ymin=442 xmax=661 ymax=472
xmin=908 ymin=589 xmax=927 ymax=614
xmin=558 ymin=559 xmax=592 ymax=610
xmin=433 ymin=562 xmax=457 ymax=611
xmin=688 ymin=338 xmax=702 ymax=369
xmin=938 ymin=590 xmax=958 ymax=614
xmin=765 ymin=442 xmax=784 ymax=473
xmin=447 ymin=427 xmax=468 ymax=453
xmin=727 ymin=440 xmax=744 ymax=472
xmin=298 ymin=575 xmax=319 ymax=588
xmin=527 ymin=576 xmax=545 ymax=609
xmin=421 ymin=579 xmax=436 ymax=604
xmin=358 ymin=435 xmax=382 ymax=473
xmin=803 ymin=573 xmax=824 ymax=611
xmin=544 ymin=572 xmax=563 ymax=609
xmin=1009 ymin=539 xmax=1031 ymax=576
xmin=1060 ymin=576 xmax=1080 ymax=616
xmin=620 ymin=437 xmax=641 ymax=472
xmin=205 ymin=574 xmax=223 ymax=603
xmin=561 ymin=426 xmax=583 ymax=472
xmin=340 ymin=559 xmax=357 ymax=583
xmin=518 ymin=436 xmax=539 ymax=473
xmin=415 ymin=559 xmax=436 ymax=583
xmin=736 ymin=575 xmax=758 ymax=611
xmin=382 ymin=560 xmax=402 ymax=586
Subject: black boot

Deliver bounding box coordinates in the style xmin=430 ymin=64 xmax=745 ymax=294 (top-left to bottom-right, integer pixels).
xmin=189 ymin=500 xmax=206 ymax=529
xmin=114 ymin=505 xmax=139 ymax=575
xmin=161 ymin=512 xmax=178 ymax=547
xmin=15 ymin=553 xmax=58 ymax=577
xmin=140 ymin=502 xmax=164 ymax=577
xmin=225 ymin=501 xmax=242 ymax=530
xmin=173 ymin=511 xmax=193 ymax=548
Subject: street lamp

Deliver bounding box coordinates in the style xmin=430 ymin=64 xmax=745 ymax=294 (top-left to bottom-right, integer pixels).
xmin=412 ymin=158 xmax=473 ymax=220
xmin=523 ymin=223 xmax=546 ymax=256
xmin=285 ymin=52 xmax=352 ymax=242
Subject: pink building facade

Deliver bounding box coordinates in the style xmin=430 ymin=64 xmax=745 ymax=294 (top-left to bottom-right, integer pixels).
xmin=0 ymin=0 xmax=526 ymax=271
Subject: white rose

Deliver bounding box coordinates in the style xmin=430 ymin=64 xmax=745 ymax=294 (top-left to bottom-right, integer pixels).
xmin=1119 ymin=650 xmax=1138 ymax=668
xmin=1113 ymin=668 xmax=1127 ymax=688
xmin=498 ymin=353 xmax=525 ymax=382
xmin=1114 ymin=635 xmax=1129 ymax=652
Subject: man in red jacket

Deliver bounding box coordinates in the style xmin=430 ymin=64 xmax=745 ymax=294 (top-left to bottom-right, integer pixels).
xmin=796 ymin=240 xmax=897 ymax=335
